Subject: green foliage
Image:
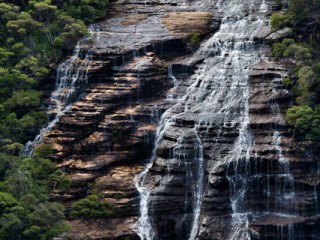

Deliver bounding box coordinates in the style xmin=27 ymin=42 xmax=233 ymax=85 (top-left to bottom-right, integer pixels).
xmin=0 ymin=0 xmax=109 ymax=238
xmin=34 ymin=144 xmax=53 ymax=158
xmin=0 ymin=48 xmax=15 ymax=65
xmin=60 ymin=0 xmax=109 ymax=23
xmin=283 ymin=43 xmax=311 ymax=63
xmin=48 ymin=169 xmax=71 ymax=190
xmin=271 ymin=0 xmax=320 ymax=32
xmin=0 ymin=192 xmax=18 ymax=214
xmin=288 ymin=0 xmax=320 ymax=30
xmin=71 ymin=194 xmax=113 ymax=219
xmin=282 ymin=77 xmax=292 ymax=88
xmin=286 ymin=105 xmax=315 ymax=131
xmin=286 ymin=106 xmax=320 ymax=140
xmin=272 ymin=38 xmax=295 ymax=58
xmin=189 ymin=32 xmax=201 ymax=46
xmin=0 ymin=0 xmax=109 ymax=151
xmin=3 ymin=143 xmax=24 ymax=155
xmin=19 ymin=111 xmax=48 ymax=129
xmin=273 ymin=39 xmax=320 ymax=106
xmin=270 ymin=13 xmax=290 ymax=30
xmin=57 ymin=16 xmax=87 ymax=48
xmin=4 ymin=90 xmax=42 ymax=111
xmin=271 ymin=1 xmax=320 ymax=141
xmin=23 ymin=157 xmax=54 ymax=182
xmin=0 ymin=194 xmax=69 ymax=240
xmin=0 ymin=151 xmax=70 ymax=239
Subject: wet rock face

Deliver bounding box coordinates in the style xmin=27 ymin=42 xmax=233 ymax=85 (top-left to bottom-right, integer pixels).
xmin=43 ymin=0 xmax=220 ymax=239
xmin=85 ymin=0 xmax=220 ymax=56
xmin=41 ymin=0 xmax=320 ymax=239
xmin=138 ymin=1 xmax=320 ymax=240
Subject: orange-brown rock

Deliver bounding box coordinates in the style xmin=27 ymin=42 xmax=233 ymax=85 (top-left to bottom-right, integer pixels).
xmin=41 ymin=0 xmax=320 ymax=239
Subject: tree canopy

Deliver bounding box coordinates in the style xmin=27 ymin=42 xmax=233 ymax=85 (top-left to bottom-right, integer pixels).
xmin=271 ymin=0 xmax=320 ymax=140
xmin=0 ymin=0 xmax=109 ymax=239
xmin=0 ymin=0 xmax=109 ymax=152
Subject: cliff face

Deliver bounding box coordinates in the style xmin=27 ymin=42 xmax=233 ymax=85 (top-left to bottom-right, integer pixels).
xmin=39 ymin=0 xmax=320 ymax=239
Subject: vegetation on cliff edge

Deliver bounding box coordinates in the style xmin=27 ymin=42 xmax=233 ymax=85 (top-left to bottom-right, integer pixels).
xmin=0 ymin=0 xmax=109 ymax=239
xmin=271 ymin=0 xmax=320 ymax=140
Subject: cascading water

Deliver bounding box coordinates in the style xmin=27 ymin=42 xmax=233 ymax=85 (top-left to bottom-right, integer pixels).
xmin=270 ymin=90 xmax=295 ymax=209
xmin=188 ymin=128 xmax=205 ymax=240
xmin=134 ymin=0 xmax=272 ymax=239
xmin=227 ymin=101 xmax=296 ymax=239
xmin=21 ymin=27 xmax=95 ymax=156
xmin=134 ymin=160 xmax=156 ymax=240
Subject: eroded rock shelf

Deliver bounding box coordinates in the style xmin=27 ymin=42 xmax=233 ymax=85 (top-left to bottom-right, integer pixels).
xmin=40 ymin=0 xmax=320 ymax=239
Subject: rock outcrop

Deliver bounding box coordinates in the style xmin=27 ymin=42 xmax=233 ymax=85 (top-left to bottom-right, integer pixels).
xmin=42 ymin=0 xmax=220 ymax=239
xmin=266 ymin=27 xmax=293 ymax=43
xmin=39 ymin=0 xmax=320 ymax=239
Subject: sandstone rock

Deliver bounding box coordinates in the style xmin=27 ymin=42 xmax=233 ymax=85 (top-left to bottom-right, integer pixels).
xmin=39 ymin=0 xmax=320 ymax=239
xmin=266 ymin=27 xmax=293 ymax=43
xmin=161 ymin=12 xmax=213 ymax=37
xmin=42 ymin=2 xmax=220 ymax=238
xmin=65 ymin=218 xmax=139 ymax=240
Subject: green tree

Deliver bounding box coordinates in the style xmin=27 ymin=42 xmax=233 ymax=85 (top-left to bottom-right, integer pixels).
xmin=71 ymin=194 xmax=113 ymax=218
xmin=0 ymin=192 xmax=17 ymax=214
xmin=0 ymin=0 xmax=110 ymax=238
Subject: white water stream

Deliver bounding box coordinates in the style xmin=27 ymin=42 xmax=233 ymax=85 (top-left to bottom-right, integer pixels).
xmin=134 ymin=0 xmax=273 ymax=239
xmin=21 ymin=27 xmax=95 ymax=156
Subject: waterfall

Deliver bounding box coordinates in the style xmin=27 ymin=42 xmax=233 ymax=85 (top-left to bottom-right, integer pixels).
xmin=188 ymin=128 xmax=204 ymax=240
xmin=21 ymin=27 xmax=95 ymax=156
xmin=271 ymin=88 xmax=295 ymax=205
xmin=134 ymin=0 xmax=271 ymax=239
xmin=168 ymin=65 xmax=178 ymax=88
xmin=227 ymin=64 xmax=295 ymax=238
xmin=134 ymin=160 xmax=156 ymax=240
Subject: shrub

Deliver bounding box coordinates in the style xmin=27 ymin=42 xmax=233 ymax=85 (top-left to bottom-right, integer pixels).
xmin=284 ymin=43 xmax=312 ymax=62
xmin=34 ymin=144 xmax=53 ymax=159
xmin=270 ymin=13 xmax=290 ymax=30
xmin=189 ymin=32 xmax=201 ymax=46
xmin=286 ymin=105 xmax=315 ymax=131
xmin=282 ymin=77 xmax=292 ymax=88
xmin=272 ymin=38 xmax=294 ymax=58
xmin=286 ymin=105 xmax=320 ymax=140
xmin=71 ymin=194 xmax=113 ymax=219
xmin=0 ymin=192 xmax=17 ymax=214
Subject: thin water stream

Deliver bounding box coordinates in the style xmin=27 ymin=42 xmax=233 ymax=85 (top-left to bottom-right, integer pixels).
xmin=134 ymin=0 xmax=272 ymax=239
xmin=21 ymin=27 xmax=96 ymax=156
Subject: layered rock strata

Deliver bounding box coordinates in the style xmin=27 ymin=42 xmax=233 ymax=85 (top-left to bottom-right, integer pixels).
xmin=43 ymin=0 xmax=220 ymax=239
xmin=39 ymin=0 xmax=320 ymax=239
xmin=136 ymin=1 xmax=320 ymax=240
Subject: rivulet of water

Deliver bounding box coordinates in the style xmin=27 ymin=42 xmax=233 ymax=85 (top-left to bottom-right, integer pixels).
xmin=134 ymin=0 xmax=272 ymax=239
xmin=21 ymin=26 xmax=96 ymax=156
